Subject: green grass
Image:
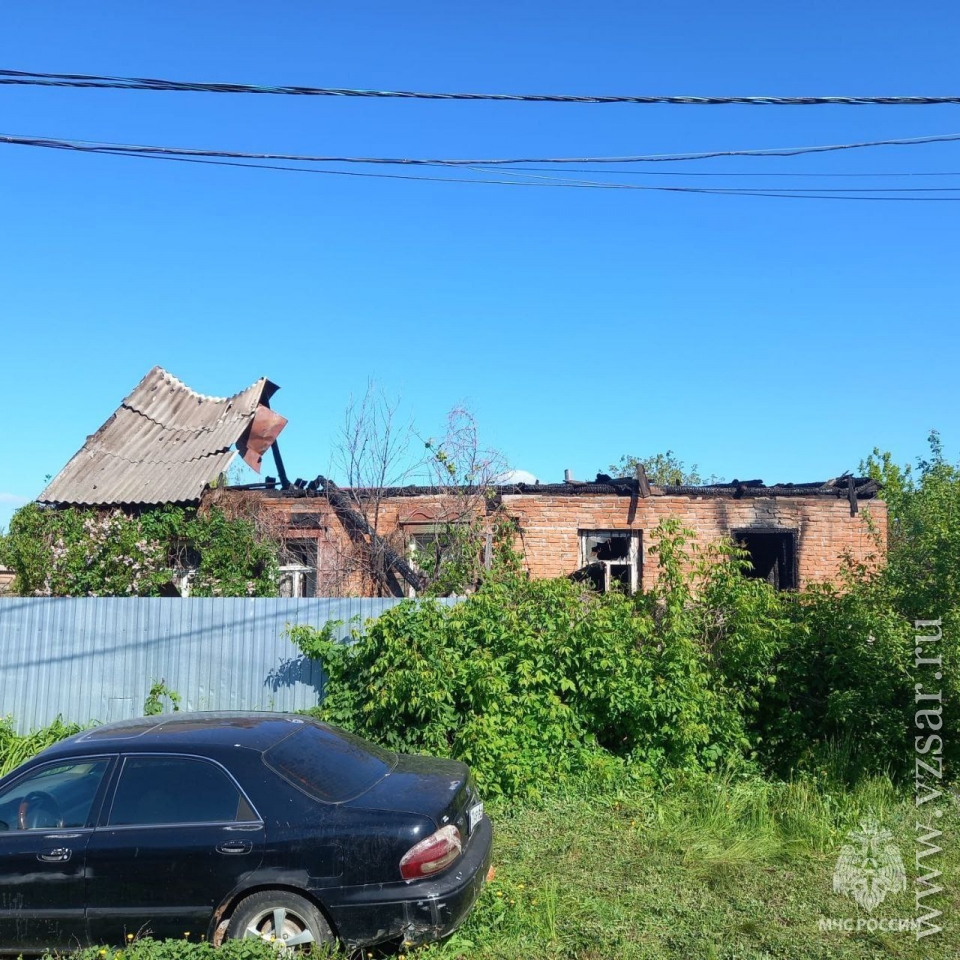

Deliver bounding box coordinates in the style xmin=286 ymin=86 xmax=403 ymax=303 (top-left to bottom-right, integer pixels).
xmin=413 ymin=773 xmax=959 ymax=960
xmin=0 ymin=715 xmax=85 ymax=775
xmin=28 ymin=772 xmax=959 ymax=960
xmin=7 ymin=721 xmax=954 ymax=960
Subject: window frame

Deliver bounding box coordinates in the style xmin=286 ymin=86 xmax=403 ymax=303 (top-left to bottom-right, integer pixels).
xmin=732 ymin=527 xmax=799 ymax=591
xmin=100 ymin=753 xmax=263 ymax=830
xmin=278 ymin=537 xmax=320 ymax=598
xmin=578 ymin=529 xmax=642 ymax=593
xmin=0 ymin=755 xmax=116 ymax=833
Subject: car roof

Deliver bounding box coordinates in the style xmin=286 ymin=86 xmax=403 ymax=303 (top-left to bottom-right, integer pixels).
xmin=45 ymin=711 xmax=310 ymax=757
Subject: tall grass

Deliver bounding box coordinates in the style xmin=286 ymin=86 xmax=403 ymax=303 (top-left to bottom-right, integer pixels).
xmin=0 ymin=716 xmax=85 ymax=776
xmin=646 ymin=771 xmax=901 ymax=869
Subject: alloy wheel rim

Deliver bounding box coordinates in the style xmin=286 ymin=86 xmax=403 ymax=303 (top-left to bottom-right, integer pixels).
xmin=244 ymin=906 xmax=316 ymax=947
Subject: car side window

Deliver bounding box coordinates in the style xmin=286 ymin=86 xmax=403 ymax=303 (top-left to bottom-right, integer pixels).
xmin=0 ymin=759 xmax=111 ymax=831
xmin=108 ymin=756 xmax=254 ymax=826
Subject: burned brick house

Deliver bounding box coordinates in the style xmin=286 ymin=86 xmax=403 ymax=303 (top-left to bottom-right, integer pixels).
xmin=34 ymin=366 xmax=885 ymax=598
xmin=254 ymin=473 xmax=885 ymax=597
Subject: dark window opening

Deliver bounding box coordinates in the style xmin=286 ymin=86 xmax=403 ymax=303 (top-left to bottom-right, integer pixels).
xmin=168 ymin=539 xmax=201 ymax=571
xmin=735 ymin=529 xmax=797 ymax=590
xmin=575 ymin=531 xmax=640 ymax=593
xmin=279 ymin=539 xmax=318 ymax=598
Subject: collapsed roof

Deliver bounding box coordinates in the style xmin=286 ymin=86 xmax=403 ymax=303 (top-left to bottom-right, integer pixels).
xmin=38 ymin=366 xmax=286 ymax=507
xmin=257 ymin=475 xmax=881 ymax=501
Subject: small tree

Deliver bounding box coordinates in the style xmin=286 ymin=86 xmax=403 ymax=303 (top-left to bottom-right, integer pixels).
xmin=414 ymin=406 xmax=508 ymax=595
xmin=329 ymin=382 xmax=422 ymax=596
xmin=606 ymin=450 xmax=722 ymax=486
xmin=326 ymin=385 xmax=508 ymax=597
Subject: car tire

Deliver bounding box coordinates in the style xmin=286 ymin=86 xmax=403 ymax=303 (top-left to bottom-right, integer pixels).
xmin=227 ymin=890 xmax=334 ymax=950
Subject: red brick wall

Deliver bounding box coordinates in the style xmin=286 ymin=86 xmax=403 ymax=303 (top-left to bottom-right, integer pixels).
xmin=255 ymin=491 xmax=887 ymax=595
xmin=499 ymin=493 xmax=886 ymax=589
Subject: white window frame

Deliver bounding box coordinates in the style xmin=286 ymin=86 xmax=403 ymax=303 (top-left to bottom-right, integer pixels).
xmin=279 ymin=539 xmax=319 ymax=598
xmin=578 ymin=529 xmax=641 ymax=593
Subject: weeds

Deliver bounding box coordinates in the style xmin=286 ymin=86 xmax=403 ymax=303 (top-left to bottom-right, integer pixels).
xmin=0 ymin=715 xmax=84 ymax=776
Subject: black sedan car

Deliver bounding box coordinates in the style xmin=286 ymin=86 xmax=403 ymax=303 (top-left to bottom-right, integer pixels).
xmin=0 ymin=712 xmax=492 ymax=954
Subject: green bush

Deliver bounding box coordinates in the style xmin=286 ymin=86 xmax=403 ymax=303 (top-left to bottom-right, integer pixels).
xmin=749 ymin=573 xmax=915 ymax=780
xmin=0 ymin=503 xmax=279 ymax=597
xmin=291 ymin=520 xmax=753 ymax=799
xmin=292 ymin=480 xmax=960 ymax=795
xmin=864 ymin=432 xmax=960 ymax=773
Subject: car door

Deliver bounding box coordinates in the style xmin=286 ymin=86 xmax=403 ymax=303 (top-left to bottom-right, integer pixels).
xmin=0 ymin=757 xmax=113 ymax=955
xmin=84 ymin=754 xmax=264 ymax=945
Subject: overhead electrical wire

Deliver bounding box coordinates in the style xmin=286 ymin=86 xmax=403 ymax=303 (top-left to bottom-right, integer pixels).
xmin=2 ymin=68 xmax=960 ymax=106
xmin=496 ymin=167 xmax=960 ymax=178
xmin=3 ymin=132 xmax=959 ymax=201
xmin=4 ymin=130 xmax=960 ymax=167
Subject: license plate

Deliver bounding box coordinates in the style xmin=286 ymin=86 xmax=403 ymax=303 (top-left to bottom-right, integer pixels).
xmin=468 ymin=802 xmax=484 ymax=833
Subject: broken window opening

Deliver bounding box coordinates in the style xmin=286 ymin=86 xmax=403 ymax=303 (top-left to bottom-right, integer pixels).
xmin=402 ymin=523 xmax=466 ymax=597
xmin=279 ymin=539 xmax=319 ymax=598
xmin=577 ymin=530 xmax=641 ymax=593
xmin=734 ymin=529 xmax=797 ymax=591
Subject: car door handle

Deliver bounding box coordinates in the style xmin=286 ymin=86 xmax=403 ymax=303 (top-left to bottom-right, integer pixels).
xmin=216 ymin=840 xmax=253 ymax=855
xmin=38 ymin=847 xmax=72 ymax=862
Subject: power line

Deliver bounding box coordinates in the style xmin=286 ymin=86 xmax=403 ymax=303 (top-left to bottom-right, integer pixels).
xmin=498 ymin=167 xmax=960 ymax=178
xmin=4 ymin=133 xmax=959 ymax=201
xmin=4 ymin=131 xmax=960 ymax=168
xmin=2 ymin=68 xmax=959 ymax=106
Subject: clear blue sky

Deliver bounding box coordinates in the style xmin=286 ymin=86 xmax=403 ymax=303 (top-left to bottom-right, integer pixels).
xmin=2 ymin=2 xmax=958 ymax=530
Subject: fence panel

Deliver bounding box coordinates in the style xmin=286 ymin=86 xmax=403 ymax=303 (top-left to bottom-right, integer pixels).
xmin=0 ymin=597 xmax=456 ymax=733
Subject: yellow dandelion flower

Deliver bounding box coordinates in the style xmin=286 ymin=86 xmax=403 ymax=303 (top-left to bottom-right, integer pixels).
xmin=126 ymin=934 xmax=134 ymax=941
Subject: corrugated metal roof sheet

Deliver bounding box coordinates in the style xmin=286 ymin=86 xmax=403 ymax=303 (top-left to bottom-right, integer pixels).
xmin=39 ymin=366 xmax=277 ymax=506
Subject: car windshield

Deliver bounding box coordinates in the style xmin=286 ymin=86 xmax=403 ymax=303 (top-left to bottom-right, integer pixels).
xmin=264 ymin=724 xmax=396 ymax=803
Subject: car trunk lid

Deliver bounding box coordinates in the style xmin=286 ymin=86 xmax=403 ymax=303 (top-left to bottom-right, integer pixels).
xmin=343 ymin=754 xmax=479 ymax=835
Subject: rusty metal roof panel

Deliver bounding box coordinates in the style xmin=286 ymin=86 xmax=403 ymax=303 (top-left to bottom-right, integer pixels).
xmin=38 ymin=367 xmax=276 ymax=507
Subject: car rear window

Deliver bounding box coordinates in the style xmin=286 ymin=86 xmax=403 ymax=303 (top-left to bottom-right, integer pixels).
xmin=108 ymin=757 xmax=253 ymax=826
xmin=264 ymin=724 xmax=396 ymax=803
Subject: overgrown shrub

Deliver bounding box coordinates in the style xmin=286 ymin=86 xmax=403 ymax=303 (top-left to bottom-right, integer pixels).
xmin=0 ymin=503 xmax=279 ymax=597
xmin=291 ymin=521 xmax=754 ymax=798
xmin=749 ymin=571 xmax=915 ymax=780
xmin=292 ymin=482 xmax=960 ymax=795
xmin=863 ymin=432 xmax=960 ymax=773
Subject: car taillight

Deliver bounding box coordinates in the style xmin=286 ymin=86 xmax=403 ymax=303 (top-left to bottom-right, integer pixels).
xmin=399 ymin=825 xmax=462 ymax=880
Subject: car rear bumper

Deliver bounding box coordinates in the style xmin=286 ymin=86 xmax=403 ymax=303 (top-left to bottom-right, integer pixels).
xmin=322 ymin=815 xmax=493 ymax=949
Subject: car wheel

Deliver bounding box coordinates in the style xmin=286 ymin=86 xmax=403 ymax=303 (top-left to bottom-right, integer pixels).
xmin=228 ymin=890 xmax=334 ymax=950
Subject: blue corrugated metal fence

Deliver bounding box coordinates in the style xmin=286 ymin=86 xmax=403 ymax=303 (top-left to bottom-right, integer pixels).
xmin=0 ymin=598 xmax=457 ymax=734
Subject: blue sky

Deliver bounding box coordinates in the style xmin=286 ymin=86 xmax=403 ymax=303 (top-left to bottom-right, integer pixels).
xmin=2 ymin=2 xmax=958 ymax=530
